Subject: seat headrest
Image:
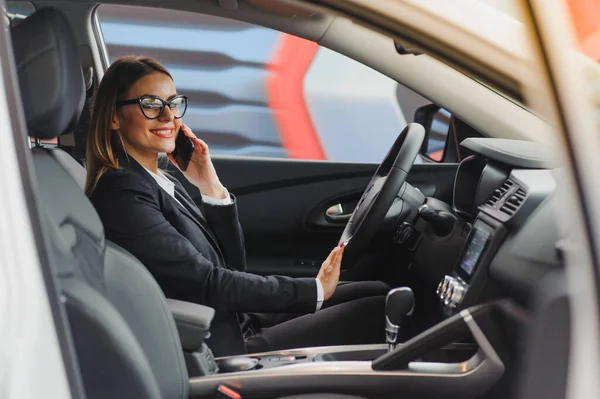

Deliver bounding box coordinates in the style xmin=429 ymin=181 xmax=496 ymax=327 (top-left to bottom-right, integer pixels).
xmin=11 ymin=8 xmax=85 ymax=139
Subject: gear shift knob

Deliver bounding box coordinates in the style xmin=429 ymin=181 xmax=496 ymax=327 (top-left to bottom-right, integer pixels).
xmin=385 ymin=287 xmax=415 ymax=351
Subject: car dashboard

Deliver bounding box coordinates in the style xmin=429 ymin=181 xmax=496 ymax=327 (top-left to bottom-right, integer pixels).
xmin=184 ymin=137 xmax=561 ymax=398
xmin=435 ymin=138 xmax=560 ymax=315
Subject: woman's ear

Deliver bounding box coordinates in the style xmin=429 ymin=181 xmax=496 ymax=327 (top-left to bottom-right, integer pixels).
xmin=111 ymin=112 xmax=120 ymax=131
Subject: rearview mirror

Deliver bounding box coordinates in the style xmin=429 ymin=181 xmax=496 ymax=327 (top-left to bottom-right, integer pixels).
xmin=414 ymin=105 xmax=451 ymax=162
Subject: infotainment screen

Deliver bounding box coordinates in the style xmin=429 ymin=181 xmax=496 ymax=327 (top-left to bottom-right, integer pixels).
xmin=456 ymin=224 xmax=492 ymax=282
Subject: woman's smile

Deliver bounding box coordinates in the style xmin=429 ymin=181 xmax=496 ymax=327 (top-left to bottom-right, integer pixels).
xmin=149 ymin=127 xmax=175 ymax=138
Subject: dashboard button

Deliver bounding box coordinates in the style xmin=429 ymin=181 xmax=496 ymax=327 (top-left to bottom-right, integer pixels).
xmin=444 ymin=281 xmax=456 ymax=306
xmin=445 ymin=279 xmax=456 ymax=299
xmin=437 ymin=275 xmax=468 ymax=309
xmin=451 ymin=284 xmax=466 ymax=305
xmin=438 ymin=275 xmax=456 ymax=304
xmin=436 ymin=277 xmax=447 ymax=295
xmin=447 ymin=282 xmax=466 ymax=308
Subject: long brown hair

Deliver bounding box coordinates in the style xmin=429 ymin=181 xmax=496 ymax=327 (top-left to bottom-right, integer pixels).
xmin=84 ymin=56 xmax=173 ymax=196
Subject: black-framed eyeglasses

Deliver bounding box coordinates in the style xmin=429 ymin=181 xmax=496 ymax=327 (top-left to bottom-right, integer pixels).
xmin=116 ymin=95 xmax=188 ymax=120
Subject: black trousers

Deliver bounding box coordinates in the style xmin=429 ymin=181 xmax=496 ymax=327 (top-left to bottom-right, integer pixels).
xmin=245 ymin=281 xmax=390 ymax=354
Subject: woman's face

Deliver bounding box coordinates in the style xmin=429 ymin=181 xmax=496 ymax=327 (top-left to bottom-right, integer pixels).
xmin=112 ymin=72 xmax=181 ymax=159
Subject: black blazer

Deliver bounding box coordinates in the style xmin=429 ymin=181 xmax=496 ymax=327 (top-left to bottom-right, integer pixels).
xmin=90 ymin=155 xmax=317 ymax=356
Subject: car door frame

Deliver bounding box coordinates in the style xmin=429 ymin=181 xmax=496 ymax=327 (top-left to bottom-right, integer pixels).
xmin=5 ymin=0 xmax=600 ymax=397
xmin=0 ymin=2 xmax=83 ymax=396
xmin=523 ymin=0 xmax=600 ymax=397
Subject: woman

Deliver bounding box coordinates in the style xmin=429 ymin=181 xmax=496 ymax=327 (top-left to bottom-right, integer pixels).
xmin=86 ymin=56 xmax=389 ymax=357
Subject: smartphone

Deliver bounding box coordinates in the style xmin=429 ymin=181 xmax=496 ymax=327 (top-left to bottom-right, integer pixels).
xmin=171 ymin=128 xmax=194 ymax=171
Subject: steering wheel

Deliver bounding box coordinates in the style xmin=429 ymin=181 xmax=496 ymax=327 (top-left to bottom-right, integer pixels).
xmin=340 ymin=123 xmax=425 ymax=268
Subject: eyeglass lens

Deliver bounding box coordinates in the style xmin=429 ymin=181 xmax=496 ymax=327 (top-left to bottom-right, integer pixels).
xmin=139 ymin=96 xmax=186 ymax=119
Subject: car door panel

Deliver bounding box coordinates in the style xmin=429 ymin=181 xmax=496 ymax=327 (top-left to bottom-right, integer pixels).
xmin=173 ymin=157 xmax=457 ymax=277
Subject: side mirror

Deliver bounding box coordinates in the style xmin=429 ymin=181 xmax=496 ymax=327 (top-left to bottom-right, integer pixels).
xmin=414 ymin=104 xmax=451 ymax=162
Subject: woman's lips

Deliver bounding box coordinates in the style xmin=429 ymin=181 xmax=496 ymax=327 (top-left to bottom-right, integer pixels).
xmin=150 ymin=129 xmax=174 ymax=138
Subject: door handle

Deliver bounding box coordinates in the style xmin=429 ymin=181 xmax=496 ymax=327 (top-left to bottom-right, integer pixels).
xmin=325 ymin=204 xmax=352 ymax=223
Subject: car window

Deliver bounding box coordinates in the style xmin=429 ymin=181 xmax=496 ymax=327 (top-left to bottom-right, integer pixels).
xmin=4 ymin=1 xmax=34 ymax=26
xmin=95 ymin=5 xmax=432 ymax=163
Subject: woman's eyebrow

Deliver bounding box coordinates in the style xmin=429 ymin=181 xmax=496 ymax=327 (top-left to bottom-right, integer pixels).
xmin=140 ymin=94 xmax=179 ymax=100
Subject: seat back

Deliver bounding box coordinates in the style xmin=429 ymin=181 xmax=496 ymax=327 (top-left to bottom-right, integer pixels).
xmin=33 ymin=145 xmax=87 ymax=189
xmin=12 ymin=8 xmax=189 ymax=399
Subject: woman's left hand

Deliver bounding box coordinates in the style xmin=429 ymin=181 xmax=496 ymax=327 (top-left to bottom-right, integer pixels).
xmin=167 ymin=123 xmax=227 ymax=199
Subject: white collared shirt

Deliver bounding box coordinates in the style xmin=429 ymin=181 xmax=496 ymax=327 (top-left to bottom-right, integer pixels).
xmin=143 ymin=167 xmax=324 ymax=311
xmin=144 ymin=168 xmax=232 ymax=206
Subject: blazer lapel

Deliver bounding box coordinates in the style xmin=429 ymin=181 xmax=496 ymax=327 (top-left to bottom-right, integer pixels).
xmin=173 ymin=184 xmax=206 ymax=224
xmin=116 ymin=152 xmax=226 ymax=263
xmin=171 ymin=180 xmax=226 ymax=263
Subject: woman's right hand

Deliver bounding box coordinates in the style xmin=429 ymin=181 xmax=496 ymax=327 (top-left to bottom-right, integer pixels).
xmin=167 ymin=123 xmax=227 ymax=199
xmin=317 ymin=242 xmax=347 ymax=300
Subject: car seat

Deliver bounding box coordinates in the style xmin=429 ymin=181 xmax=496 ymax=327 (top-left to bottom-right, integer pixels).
xmin=12 ymin=8 xmax=189 ymax=398
xmin=11 ymin=8 xmax=369 ymax=399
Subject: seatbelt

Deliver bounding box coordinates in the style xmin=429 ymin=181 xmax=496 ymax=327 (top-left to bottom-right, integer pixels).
xmin=71 ymin=67 xmax=94 ymax=167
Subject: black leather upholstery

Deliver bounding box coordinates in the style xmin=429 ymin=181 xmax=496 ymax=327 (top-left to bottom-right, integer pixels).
xmin=11 ymin=8 xmax=85 ymax=139
xmin=14 ymin=8 xmax=190 ymax=399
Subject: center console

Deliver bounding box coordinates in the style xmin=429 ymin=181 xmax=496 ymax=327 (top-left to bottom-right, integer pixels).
xmin=186 ymin=300 xmax=512 ymax=399
xmin=166 ymin=299 xmax=397 ymax=377
xmin=435 ymin=173 xmax=539 ymax=314
xmin=437 ymin=219 xmax=495 ymax=310
xmin=436 ymin=212 xmax=508 ymax=316
xmin=167 ymin=288 xmax=512 ymax=399
xmin=218 ymin=343 xmax=389 ymax=371
xmin=168 ymin=288 xmax=520 ymax=399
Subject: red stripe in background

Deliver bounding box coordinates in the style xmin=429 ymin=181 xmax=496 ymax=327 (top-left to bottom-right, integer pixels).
xmin=565 ymin=0 xmax=600 ymax=59
xmin=266 ymin=34 xmax=325 ymax=160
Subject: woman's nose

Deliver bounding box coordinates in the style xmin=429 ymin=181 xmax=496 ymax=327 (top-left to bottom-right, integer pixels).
xmin=160 ymin=105 xmax=175 ymax=121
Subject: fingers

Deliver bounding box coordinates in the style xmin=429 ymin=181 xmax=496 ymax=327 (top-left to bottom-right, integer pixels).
xmin=180 ymin=123 xmax=197 ymax=138
xmin=334 ymin=243 xmax=345 ymax=260
xmin=181 ymin=124 xmax=208 ymax=148
xmin=192 ymin=137 xmax=209 ymax=154
xmin=179 ymin=124 xmax=209 ymax=156
xmin=330 ymin=247 xmax=340 ymax=265
xmin=325 ymin=245 xmax=345 ymax=267
xmin=318 ymin=245 xmax=344 ymax=300
xmin=321 ymin=247 xmax=342 ymax=277
xmin=334 ymin=240 xmax=347 ymax=266
xmin=323 ymin=248 xmax=338 ymax=269
xmin=319 ymin=249 xmax=334 ymax=276
xmin=320 ymin=245 xmax=344 ymax=274
xmin=180 ymin=124 xmax=209 ymax=155
xmin=325 ymin=246 xmax=336 ymax=262
xmin=332 ymin=247 xmax=343 ymax=269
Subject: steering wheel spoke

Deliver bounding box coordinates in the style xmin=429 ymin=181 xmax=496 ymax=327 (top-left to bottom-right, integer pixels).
xmin=340 ymin=123 xmax=425 ymax=269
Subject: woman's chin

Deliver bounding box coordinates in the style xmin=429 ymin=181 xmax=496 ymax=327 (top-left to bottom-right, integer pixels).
xmin=161 ymin=143 xmax=176 ymax=154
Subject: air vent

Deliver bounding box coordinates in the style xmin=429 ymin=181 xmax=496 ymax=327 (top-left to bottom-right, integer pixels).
xmin=486 ymin=180 xmax=514 ymax=207
xmin=500 ymin=188 xmax=527 ymax=216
